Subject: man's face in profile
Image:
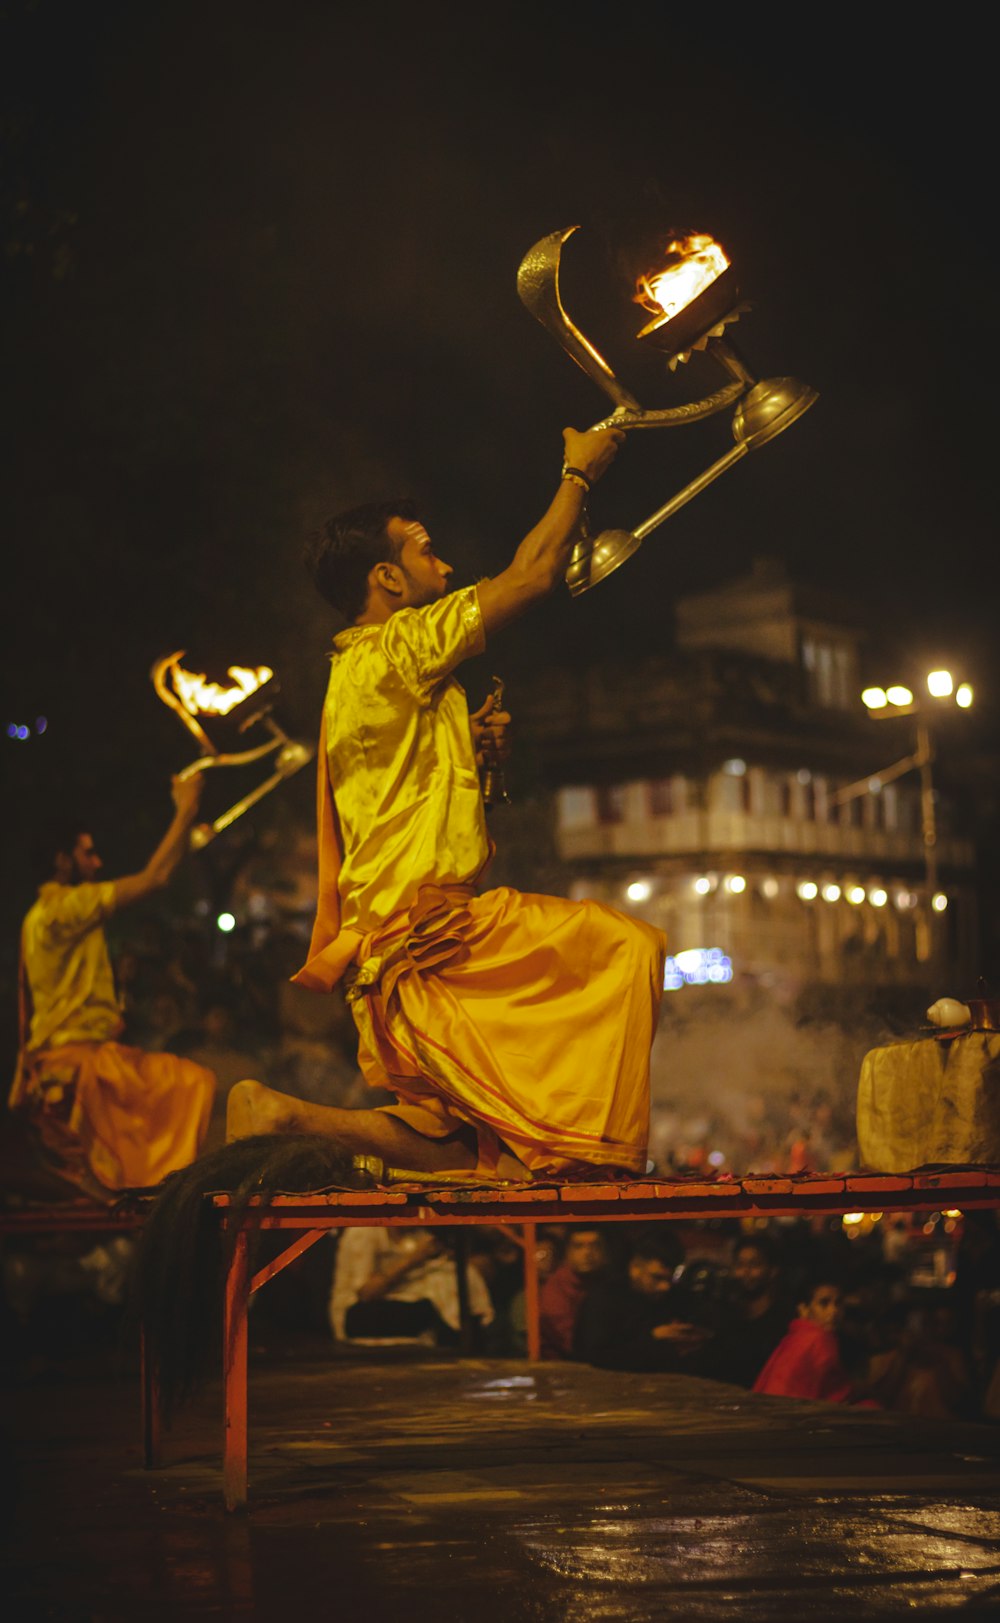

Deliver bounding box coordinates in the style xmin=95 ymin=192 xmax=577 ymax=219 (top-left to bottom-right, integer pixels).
xmin=56 ymin=833 xmax=102 ymax=886
xmin=389 ymin=518 xmax=453 ymax=608
xmin=732 ymin=1246 xmax=774 ymax=1301
xmin=629 ymin=1255 xmax=674 ymax=1297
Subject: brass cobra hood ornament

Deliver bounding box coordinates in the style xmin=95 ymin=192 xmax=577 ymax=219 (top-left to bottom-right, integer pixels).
xmin=517 ymin=226 xmax=818 ymax=595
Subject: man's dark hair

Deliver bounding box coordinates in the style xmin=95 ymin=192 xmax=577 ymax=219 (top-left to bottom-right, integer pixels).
xmin=31 ymin=820 xmax=91 ymax=884
xmin=733 ymin=1232 xmax=779 ymax=1269
xmin=797 ymin=1272 xmax=842 ymax=1307
xmin=630 ymin=1226 xmax=684 ymax=1271
xmin=304 ymin=497 xmax=419 ymax=621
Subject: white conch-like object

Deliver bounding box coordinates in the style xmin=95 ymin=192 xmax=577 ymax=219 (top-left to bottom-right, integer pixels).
xmin=926 ymin=997 xmax=972 ymax=1027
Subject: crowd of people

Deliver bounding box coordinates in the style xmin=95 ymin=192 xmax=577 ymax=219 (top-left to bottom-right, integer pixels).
xmin=325 ymin=1212 xmax=1000 ymax=1422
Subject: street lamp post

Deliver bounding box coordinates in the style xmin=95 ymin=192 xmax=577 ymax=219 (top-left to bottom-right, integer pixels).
xmin=915 ymin=716 xmax=937 ymax=898
xmin=831 ymin=670 xmax=974 ymax=902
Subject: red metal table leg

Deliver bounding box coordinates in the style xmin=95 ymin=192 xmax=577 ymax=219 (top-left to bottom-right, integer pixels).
xmin=223 ymin=1228 xmax=250 ymax=1512
xmin=522 ymin=1221 xmax=540 ymax=1360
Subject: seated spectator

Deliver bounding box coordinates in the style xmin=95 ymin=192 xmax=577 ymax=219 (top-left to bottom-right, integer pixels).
xmin=539 ymin=1225 xmax=609 ymax=1360
xmin=496 ymin=1231 xmax=561 ymax=1358
xmin=864 ymin=1297 xmax=975 ymax=1420
xmin=572 ymin=1228 xmax=710 ymax=1373
xmin=706 ymin=1232 xmax=792 ymax=1388
xmin=328 ymin=1226 xmax=493 ymax=1348
xmin=753 ymin=1276 xmax=852 ymax=1403
xmin=468 ymin=1228 xmax=530 ymax=1356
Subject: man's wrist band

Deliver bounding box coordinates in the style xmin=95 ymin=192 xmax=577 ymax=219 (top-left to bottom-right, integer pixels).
xmin=561 ymin=466 xmax=592 ymax=493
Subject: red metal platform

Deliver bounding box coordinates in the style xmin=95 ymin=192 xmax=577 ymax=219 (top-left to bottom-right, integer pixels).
xmin=202 ymin=1165 xmax=1000 ymax=1509
xmin=10 ymin=1169 xmax=999 ymax=1510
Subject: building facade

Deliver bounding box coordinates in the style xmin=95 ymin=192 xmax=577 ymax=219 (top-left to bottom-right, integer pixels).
xmin=524 ymin=559 xmax=978 ymax=999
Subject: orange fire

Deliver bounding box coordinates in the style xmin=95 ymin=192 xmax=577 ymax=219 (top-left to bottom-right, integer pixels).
xmin=635 ymin=233 xmax=730 ymax=329
xmin=167 ymin=656 xmax=274 ymax=717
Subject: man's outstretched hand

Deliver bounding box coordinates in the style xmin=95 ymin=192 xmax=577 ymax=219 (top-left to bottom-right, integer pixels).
xmin=470 ymin=692 xmax=511 ymax=770
xmin=561 ymin=424 xmax=625 ymax=485
xmin=170 ymin=771 xmax=205 ymax=822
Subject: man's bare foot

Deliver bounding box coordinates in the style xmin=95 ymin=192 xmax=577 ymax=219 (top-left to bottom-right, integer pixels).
xmin=225 ymin=1079 xmax=304 ymax=1143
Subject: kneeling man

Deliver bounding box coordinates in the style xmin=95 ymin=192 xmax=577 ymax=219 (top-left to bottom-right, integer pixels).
xmin=229 ymin=424 xmax=665 ymax=1180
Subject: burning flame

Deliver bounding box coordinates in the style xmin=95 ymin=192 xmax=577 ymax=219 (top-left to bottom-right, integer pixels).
xmin=168 ymin=657 xmax=273 ymax=717
xmin=635 ymin=233 xmax=730 ymax=325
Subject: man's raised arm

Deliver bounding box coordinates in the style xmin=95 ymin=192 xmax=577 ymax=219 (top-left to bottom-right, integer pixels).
xmin=476 ymin=426 xmax=624 ymax=637
xmin=111 ymin=775 xmax=204 ymax=912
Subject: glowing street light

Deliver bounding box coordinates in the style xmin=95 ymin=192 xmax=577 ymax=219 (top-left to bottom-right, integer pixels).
xmin=841 ymin=667 xmax=977 ymax=898
xmin=927 ymin=669 xmax=954 ymax=699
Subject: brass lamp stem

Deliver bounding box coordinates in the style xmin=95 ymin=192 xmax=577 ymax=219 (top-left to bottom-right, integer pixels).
xmin=707 ymin=337 xmax=756 ymax=389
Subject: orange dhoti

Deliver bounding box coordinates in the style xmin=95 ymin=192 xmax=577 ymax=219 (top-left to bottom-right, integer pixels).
xmin=346 ymin=884 xmax=666 ymax=1177
xmin=12 ymin=1042 xmax=215 ymax=1192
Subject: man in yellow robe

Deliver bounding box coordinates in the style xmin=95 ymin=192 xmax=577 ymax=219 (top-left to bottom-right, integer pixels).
xmin=228 ymin=424 xmax=666 ymax=1179
xmin=11 ymin=778 xmax=216 ymax=1197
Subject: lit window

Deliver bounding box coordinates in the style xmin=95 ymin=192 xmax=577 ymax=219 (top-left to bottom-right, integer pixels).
xmin=557 ymin=787 xmax=595 ymax=829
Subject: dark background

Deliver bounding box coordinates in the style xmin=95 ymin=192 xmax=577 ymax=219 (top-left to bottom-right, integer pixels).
xmin=3 ymin=2 xmax=996 ymax=949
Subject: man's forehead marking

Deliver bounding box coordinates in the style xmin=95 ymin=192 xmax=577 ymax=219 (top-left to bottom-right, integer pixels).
xmin=401 ymin=521 xmax=431 ymax=545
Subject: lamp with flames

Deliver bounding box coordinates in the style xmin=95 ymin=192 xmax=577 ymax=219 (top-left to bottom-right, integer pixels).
xmin=151 ymin=652 xmax=313 ymax=849
xmin=517 ymin=226 xmax=818 ymax=594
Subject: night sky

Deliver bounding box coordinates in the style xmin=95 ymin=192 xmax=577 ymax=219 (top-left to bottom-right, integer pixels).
xmin=4 ymin=3 xmax=997 ymax=929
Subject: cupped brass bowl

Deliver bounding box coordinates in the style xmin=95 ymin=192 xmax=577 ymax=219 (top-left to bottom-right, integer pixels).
xmin=565 ymin=528 xmax=642 ymax=597
xmin=732 ymin=377 xmax=818 ymax=451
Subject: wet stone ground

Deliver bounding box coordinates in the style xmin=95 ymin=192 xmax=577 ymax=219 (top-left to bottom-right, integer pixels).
xmin=4 ymin=1339 xmax=1000 ymax=1620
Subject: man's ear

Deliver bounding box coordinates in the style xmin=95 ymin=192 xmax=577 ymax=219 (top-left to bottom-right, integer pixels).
xmin=371 ymin=560 xmax=404 ymax=598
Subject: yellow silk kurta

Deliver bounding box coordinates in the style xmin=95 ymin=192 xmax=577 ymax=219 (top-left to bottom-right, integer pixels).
xmin=12 ymin=881 xmax=215 ymax=1192
xmin=327 ymin=584 xmax=488 ymax=934
xmin=20 ymin=881 xmax=122 ymax=1051
xmin=294 ymin=585 xmax=666 ymax=1177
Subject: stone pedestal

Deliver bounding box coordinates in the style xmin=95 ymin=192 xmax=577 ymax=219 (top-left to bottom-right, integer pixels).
xmin=857 ymin=1032 xmax=1000 ymax=1171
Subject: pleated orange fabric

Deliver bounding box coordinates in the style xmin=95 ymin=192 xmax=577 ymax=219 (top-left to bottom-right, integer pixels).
xmin=17 ymin=1042 xmax=215 ymax=1191
xmin=347 ymin=883 xmax=666 ymax=1176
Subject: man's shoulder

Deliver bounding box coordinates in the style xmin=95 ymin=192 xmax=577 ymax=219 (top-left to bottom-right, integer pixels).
xmin=540 ymin=1263 xmax=584 ymax=1303
xmin=26 ymin=881 xmax=115 ymax=935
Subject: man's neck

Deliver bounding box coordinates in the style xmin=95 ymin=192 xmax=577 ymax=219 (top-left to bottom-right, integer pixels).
xmin=354 ymin=604 xmax=393 ymax=627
